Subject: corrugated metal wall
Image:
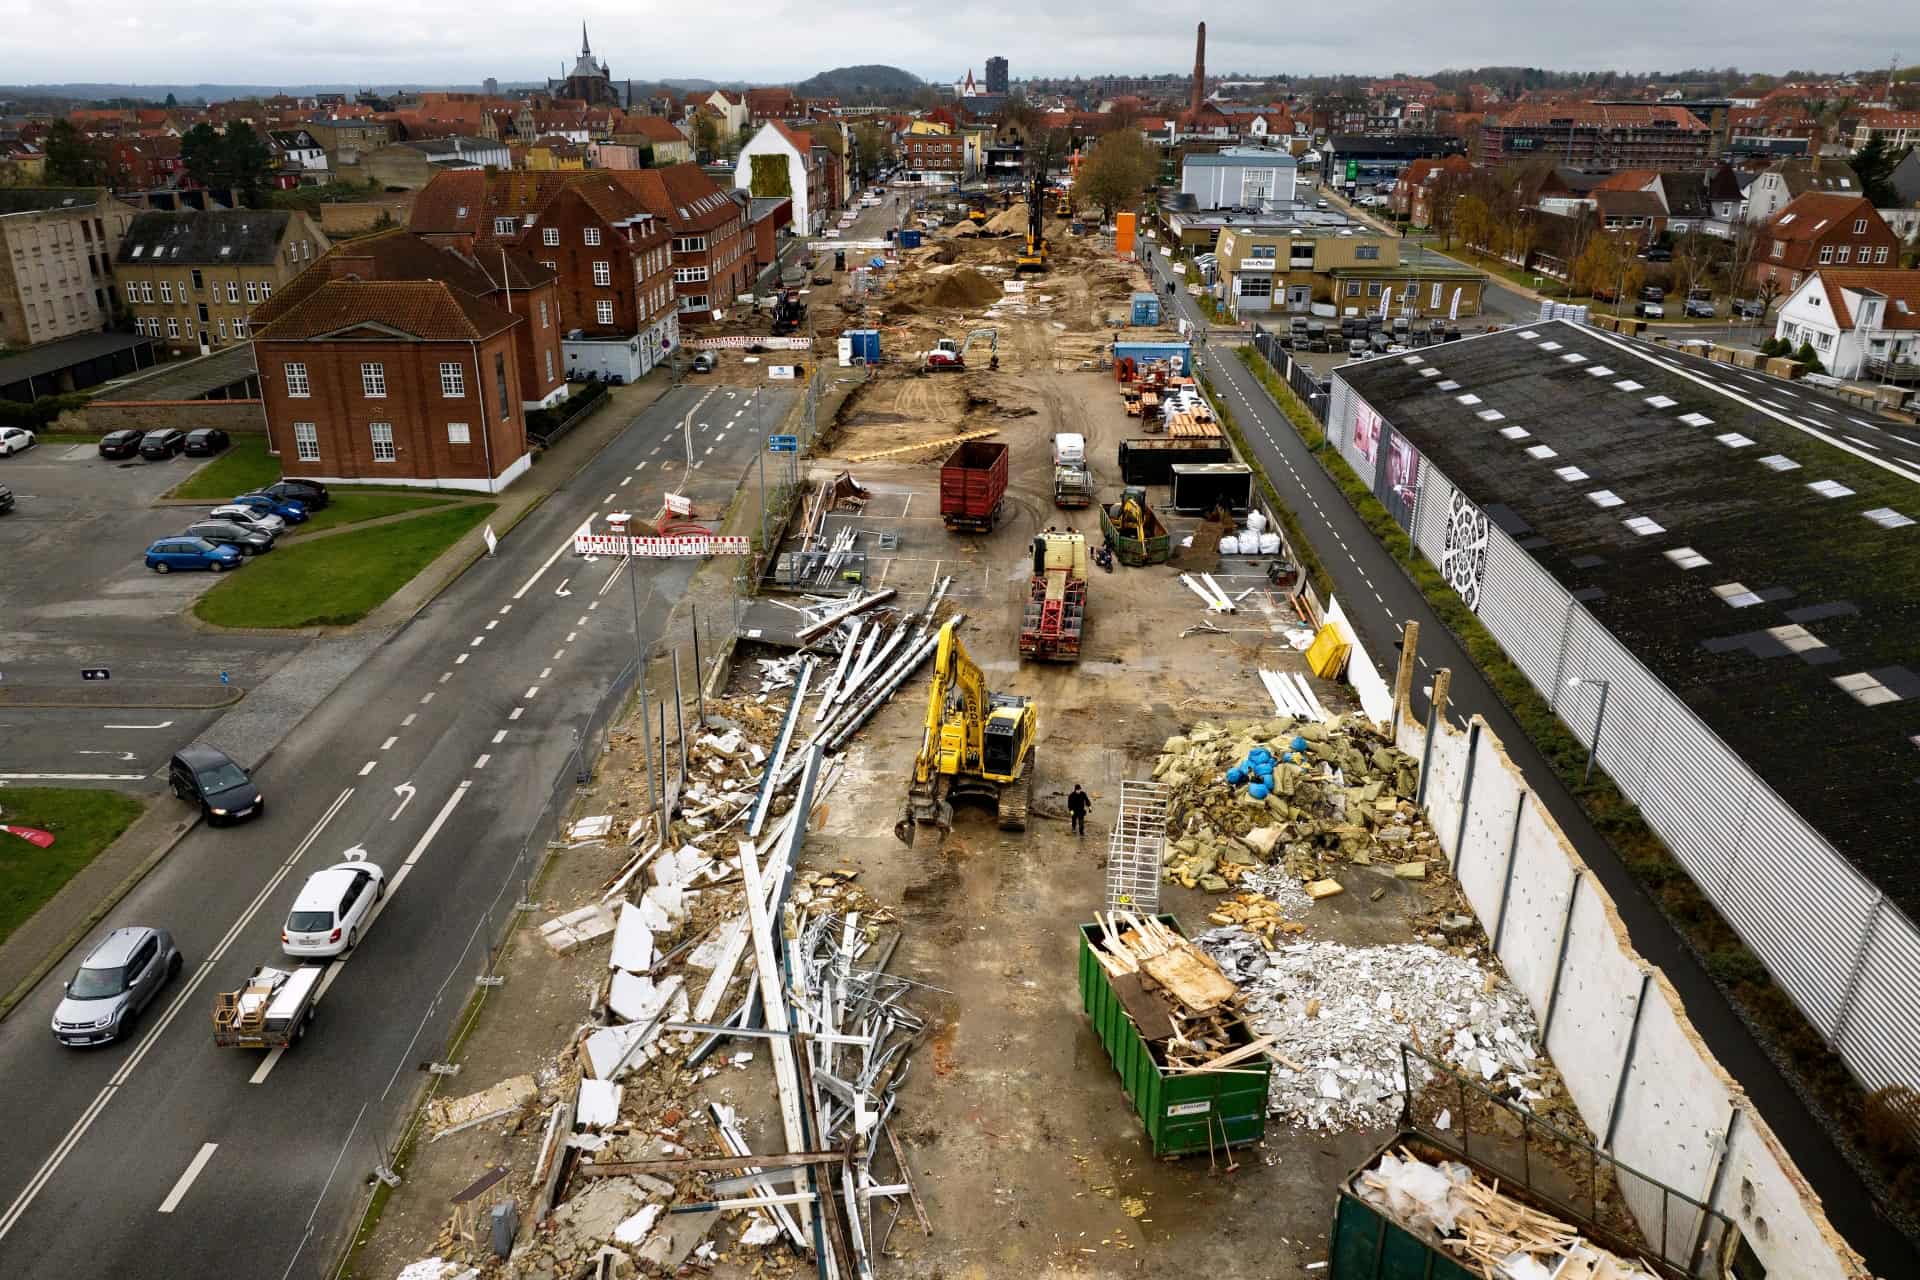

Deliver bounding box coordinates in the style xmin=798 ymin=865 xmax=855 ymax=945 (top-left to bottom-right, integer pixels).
xmin=1405 ymin=450 xmax=1920 ymax=1092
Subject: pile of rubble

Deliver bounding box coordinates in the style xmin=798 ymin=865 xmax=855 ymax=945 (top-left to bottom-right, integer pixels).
xmin=1191 ymin=936 xmax=1548 ymax=1132
xmin=1153 ymin=717 xmax=1436 ymax=892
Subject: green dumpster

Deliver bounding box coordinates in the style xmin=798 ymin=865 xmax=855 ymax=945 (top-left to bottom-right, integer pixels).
xmin=1076 ymin=916 xmax=1269 ymax=1157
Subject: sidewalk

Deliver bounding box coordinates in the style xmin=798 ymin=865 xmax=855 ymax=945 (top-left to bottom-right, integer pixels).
xmin=0 ymin=373 xmax=675 ymax=1022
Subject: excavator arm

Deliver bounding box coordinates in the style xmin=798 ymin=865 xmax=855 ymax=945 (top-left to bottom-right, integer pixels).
xmin=898 ymin=621 xmax=988 ymax=844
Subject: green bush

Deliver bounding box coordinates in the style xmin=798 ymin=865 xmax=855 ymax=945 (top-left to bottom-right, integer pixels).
xmin=526 ymin=380 xmax=609 ymax=438
xmin=1794 ymin=341 xmax=1825 ymax=374
xmin=0 ymin=392 xmax=89 ymax=430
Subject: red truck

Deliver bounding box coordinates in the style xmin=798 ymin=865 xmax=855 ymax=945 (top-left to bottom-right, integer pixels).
xmin=1020 ymin=532 xmax=1087 ymax=662
xmin=940 ymin=440 xmax=1009 ymax=533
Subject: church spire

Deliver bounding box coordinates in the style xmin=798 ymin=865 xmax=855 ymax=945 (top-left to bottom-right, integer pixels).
xmin=581 ymin=21 xmax=591 ymax=57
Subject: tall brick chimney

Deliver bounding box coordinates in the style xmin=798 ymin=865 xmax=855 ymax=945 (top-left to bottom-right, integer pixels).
xmin=1191 ymin=21 xmax=1206 ymax=118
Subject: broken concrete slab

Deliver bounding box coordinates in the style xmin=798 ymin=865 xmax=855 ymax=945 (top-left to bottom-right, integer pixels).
xmin=577 ymin=1078 xmax=623 ymax=1130
xmin=424 ymin=1074 xmax=537 ymax=1140
xmin=608 ymin=973 xmax=683 ymax=1025
xmin=541 ymin=903 xmax=617 ymax=955
xmin=609 ymin=902 xmax=654 ymax=974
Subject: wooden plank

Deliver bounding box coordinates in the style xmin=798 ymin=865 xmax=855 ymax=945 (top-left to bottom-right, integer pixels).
xmin=1139 ymin=946 xmax=1238 ymax=1015
xmin=1109 ymin=971 xmax=1176 ymax=1040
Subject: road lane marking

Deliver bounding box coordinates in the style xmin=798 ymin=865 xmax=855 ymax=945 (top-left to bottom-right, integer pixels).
xmin=512 ymin=521 xmax=591 ymax=600
xmin=492 ymin=730 xmax=508 ymax=744
xmin=538 ymin=667 xmax=551 ymax=679
xmin=553 ymin=649 xmax=566 ymax=660
xmin=485 ymin=620 xmax=499 ymax=630
xmin=566 ymin=631 xmax=577 ymax=642
xmin=598 ymin=561 xmax=627 ymax=595
xmin=359 ymin=761 xmax=377 ymax=776
xmin=474 ymin=754 xmax=491 ymax=769
xmin=509 ymin=707 xmax=524 ymax=720
xmin=402 ymin=714 xmax=417 ymax=727
xmin=455 ymin=654 xmax=469 ymax=665
xmin=439 ymin=671 xmax=453 ymax=683
xmin=381 ymin=737 xmax=397 ymax=750
xmin=420 ymin=692 xmax=435 ymax=704
xmin=104 ymin=720 xmax=174 ymax=729
xmin=577 ymin=614 xmax=589 ymax=625
xmin=469 ymin=636 xmax=484 ymax=647
xmin=635 ymin=460 xmax=649 ymax=470
xmin=589 ymin=601 xmax=600 ymax=610
xmin=157 ymin=1144 xmax=218 ymax=1213
xmin=525 ymin=686 xmax=541 ymax=699
xmin=498 ymin=604 xmax=512 ymax=615
xmin=1 ymin=788 xmax=353 ymax=1239
xmin=0 ymin=772 xmax=146 ymax=781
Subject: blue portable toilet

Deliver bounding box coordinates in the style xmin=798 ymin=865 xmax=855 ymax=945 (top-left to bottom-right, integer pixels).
xmin=845 ymin=329 xmax=881 ymax=364
xmin=899 ymin=229 xmax=923 ymax=249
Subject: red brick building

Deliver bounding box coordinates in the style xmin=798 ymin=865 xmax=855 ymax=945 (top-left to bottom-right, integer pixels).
xmin=1751 ymin=193 xmax=1903 ymax=297
xmin=105 ymin=137 xmax=184 ymax=193
xmin=251 ymin=252 xmax=538 ymax=492
xmin=409 ymin=170 xmax=677 ymax=367
xmin=607 ymin=164 xmax=751 ymax=320
xmin=1476 ymin=103 xmax=1711 ymax=172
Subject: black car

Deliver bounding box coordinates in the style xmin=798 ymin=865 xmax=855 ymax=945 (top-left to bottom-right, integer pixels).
xmin=169 ymin=745 xmax=262 ymax=824
xmin=183 ymin=428 xmax=230 ymax=456
xmin=261 ymin=478 xmax=329 ymax=510
xmin=138 ymin=429 xmax=186 ymax=460
xmin=0 ymin=484 xmax=12 ymax=514
xmin=1683 ymin=297 xmax=1717 ymax=318
xmin=99 ymin=429 xmax=145 ymax=459
xmin=1639 ymin=285 xmax=1666 ymax=303
xmin=184 ymin=520 xmax=274 ymax=556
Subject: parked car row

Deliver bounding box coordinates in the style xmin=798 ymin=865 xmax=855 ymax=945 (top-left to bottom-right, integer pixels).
xmin=143 ymin=478 xmax=329 ymax=573
xmin=100 ymin=427 xmax=229 ymax=460
xmin=0 ymin=426 xmax=37 ymax=456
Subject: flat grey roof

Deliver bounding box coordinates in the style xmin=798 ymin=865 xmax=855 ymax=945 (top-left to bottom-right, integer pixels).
xmin=93 ymin=344 xmax=258 ymax=403
xmin=0 ymin=331 xmax=151 ymax=388
xmin=1336 ymin=320 xmax=1920 ymax=912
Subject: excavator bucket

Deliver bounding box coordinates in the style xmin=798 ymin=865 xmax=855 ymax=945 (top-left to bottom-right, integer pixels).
xmin=895 ymin=790 xmax=953 ymax=847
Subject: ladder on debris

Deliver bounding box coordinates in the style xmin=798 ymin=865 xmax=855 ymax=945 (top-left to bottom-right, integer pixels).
xmin=1104 ymin=780 xmax=1171 ymax=916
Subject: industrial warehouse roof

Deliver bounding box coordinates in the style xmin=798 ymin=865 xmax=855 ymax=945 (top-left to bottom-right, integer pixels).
xmin=1335 ymin=320 xmax=1920 ymax=914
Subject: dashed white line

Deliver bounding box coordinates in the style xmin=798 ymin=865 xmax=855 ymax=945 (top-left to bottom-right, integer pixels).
xmin=358 ymin=760 xmax=377 ymax=776
xmin=485 ymin=620 xmax=499 ymax=630
xmin=553 ymin=649 xmax=566 ymax=660
xmin=401 ymin=714 xmax=417 ymax=727
xmin=566 ymin=631 xmax=578 ymax=642
xmin=156 ymin=1143 xmax=219 ymax=1214
xmin=419 ymin=692 xmax=435 ymax=705
xmin=635 ymin=460 xmax=649 ymax=470
xmin=380 ymin=736 xmax=397 ymax=750
xmin=620 ymin=475 xmax=632 ymax=486
xmin=589 ymin=601 xmax=600 ymax=610
xmin=525 ymin=686 xmax=541 ymax=699
xmin=509 ymin=707 xmax=524 ymax=720
xmin=539 ymin=667 xmax=552 ymax=679
xmin=438 ymin=671 xmax=453 ymax=684
xmin=474 ymin=754 xmax=492 ymax=769
xmin=491 ymin=730 xmax=508 ymax=744
xmin=455 ymin=654 xmax=469 ymax=665
xmin=497 ymin=604 xmax=512 ymax=615
xmin=577 ymin=614 xmax=590 ymax=625
xmin=469 ymin=636 xmax=484 ymax=647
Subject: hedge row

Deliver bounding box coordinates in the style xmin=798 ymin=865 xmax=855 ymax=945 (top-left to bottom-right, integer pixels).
xmin=0 ymin=393 xmax=90 ymax=430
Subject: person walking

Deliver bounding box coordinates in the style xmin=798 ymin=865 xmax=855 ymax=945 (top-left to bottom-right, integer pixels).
xmin=1067 ymin=784 xmax=1091 ymax=838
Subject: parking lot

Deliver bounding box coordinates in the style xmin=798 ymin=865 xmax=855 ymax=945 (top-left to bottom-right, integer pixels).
xmin=0 ymin=435 xmax=310 ymax=788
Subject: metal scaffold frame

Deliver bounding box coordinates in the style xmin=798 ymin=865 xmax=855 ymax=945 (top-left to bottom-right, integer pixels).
xmin=1104 ymin=780 xmax=1171 ymax=915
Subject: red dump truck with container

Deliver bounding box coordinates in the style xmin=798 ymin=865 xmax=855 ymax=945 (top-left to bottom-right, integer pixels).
xmin=940 ymin=440 xmax=1009 ymax=533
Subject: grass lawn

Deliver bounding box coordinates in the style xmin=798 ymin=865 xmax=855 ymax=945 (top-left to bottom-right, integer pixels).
xmin=167 ymin=435 xmax=281 ymax=500
xmin=194 ymin=503 xmax=495 ymax=628
xmin=291 ymin=492 xmax=457 ymax=534
xmin=0 ymin=788 xmax=145 ymax=947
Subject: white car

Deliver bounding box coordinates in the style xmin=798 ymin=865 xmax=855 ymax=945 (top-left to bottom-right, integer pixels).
xmin=0 ymin=427 xmax=36 ymax=456
xmin=282 ymin=859 xmax=386 ymax=958
xmin=209 ymin=505 xmax=287 ymax=535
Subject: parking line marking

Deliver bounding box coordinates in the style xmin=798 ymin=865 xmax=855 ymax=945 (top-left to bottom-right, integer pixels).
xmin=402 ymin=714 xmax=417 ymax=727
xmin=157 ymin=1143 xmax=219 ymax=1214
xmin=474 ymin=754 xmax=491 ymax=769
xmin=359 ymin=761 xmax=377 ymax=777
xmin=381 ymin=737 xmax=397 ymax=750
xmin=509 ymin=707 xmax=524 ymax=720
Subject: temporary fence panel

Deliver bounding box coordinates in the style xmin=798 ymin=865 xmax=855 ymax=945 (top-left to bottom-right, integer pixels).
xmin=1104 ymin=780 xmax=1170 ymax=915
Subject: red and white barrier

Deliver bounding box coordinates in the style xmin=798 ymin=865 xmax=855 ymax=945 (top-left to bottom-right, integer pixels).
xmin=574 ymin=533 xmax=752 ymax=558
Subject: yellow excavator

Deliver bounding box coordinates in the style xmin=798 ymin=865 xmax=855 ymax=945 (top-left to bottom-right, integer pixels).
xmin=895 ymin=620 xmax=1039 ymax=846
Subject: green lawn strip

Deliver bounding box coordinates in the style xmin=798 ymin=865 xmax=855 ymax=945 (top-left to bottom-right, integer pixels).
xmin=1232 ymin=344 xmax=1920 ymax=1219
xmin=289 ymin=492 xmax=457 ymax=534
xmin=165 ymin=436 xmax=280 ymax=500
xmin=0 ymin=788 xmax=145 ymax=946
xmin=193 ymin=503 xmax=495 ymax=628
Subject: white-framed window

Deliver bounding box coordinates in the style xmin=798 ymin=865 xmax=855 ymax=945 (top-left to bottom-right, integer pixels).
xmin=361 ymin=363 xmax=386 ymax=397
xmin=260 ymin=284 xmax=271 ymax=299
xmin=539 ymin=299 xmax=549 ymax=328
xmin=140 ymin=282 xmax=153 ymax=302
xmin=593 ymin=260 xmax=611 ymax=286
xmin=673 ymin=266 xmax=709 ymax=283
xmin=1367 ymin=282 xmax=1382 ymax=297
xmin=1771 ymin=239 xmax=1785 ymax=259
xmin=159 ymin=281 xmax=172 ymax=303
xmin=447 ymin=422 xmax=471 ymax=444
xmin=1819 ymin=245 xmax=1834 ymax=264
xmin=1876 ymin=246 xmax=1890 ymax=264
xmin=545 ymin=349 xmax=555 ymax=380
xmin=678 ymin=294 xmax=709 ymax=312
xmin=246 ymin=281 xmax=259 ymax=303
xmin=584 ymin=227 xmax=601 ymax=246
xmin=596 ymin=299 xmax=614 ymax=324
xmin=226 ymin=282 xmax=239 ymax=302
xmin=369 ymin=422 xmax=395 ymax=462
xmin=284 ymin=361 xmax=309 ymax=396
xmin=1431 ymin=282 xmax=1442 ymax=307
xmin=494 ymin=216 xmax=519 ymax=235
xmin=439 ymin=361 xmax=466 ymax=397
xmin=542 ymin=227 xmax=559 ymax=246
xmin=216 ymin=318 xmax=226 ymax=339
xmin=1852 ymin=218 xmax=1868 ymax=234
xmin=166 ymin=318 xmax=180 ymax=339
xmin=124 ymin=281 xmax=138 ymax=303
xmin=232 ymin=317 xmax=247 ymax=339
xmin=543 ymin=259 xmax=557 ymax=271
xmin=1836 ymin=246 xmax=1851 ymax=264
xmin=293 ymin=422 xmax=319 ymax=461
xmin=671 ymin=235 xmax=707 ymax=253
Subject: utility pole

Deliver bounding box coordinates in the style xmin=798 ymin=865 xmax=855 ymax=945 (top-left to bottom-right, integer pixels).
xmin=629 ymin=565 xmax=654 ymax=819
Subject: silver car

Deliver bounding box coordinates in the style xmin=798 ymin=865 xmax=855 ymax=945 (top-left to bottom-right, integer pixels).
xmin=209 ymin=504 xmax=286 ymax=535
xmin=51 ymin=926 xmax=182 ymax=1046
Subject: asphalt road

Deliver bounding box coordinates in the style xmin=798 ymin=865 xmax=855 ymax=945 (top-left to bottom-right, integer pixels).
xmin=1147 ymin=251 xmax=1917 ymax=1274
xmin=0 ymin=383 xmax=794 ymax=1278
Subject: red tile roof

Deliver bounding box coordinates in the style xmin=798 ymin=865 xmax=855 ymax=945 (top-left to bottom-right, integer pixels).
xmin=407 ymin=170 xmax=488 ymax=237
xmin=1813 ymin=269 xmax=1920 ymax=329
xmin=605 ymin=164 xmax=739 ymax=234
xmin=621 ymin=115 xmax=686 ymax=145
xmin=1495 ymin=103 xmax=1706 ymax=130
xmin=1765 ymin=193 xmax=1881 ymax=244
xmin=254 ymin=279 xmax=516 ymax=341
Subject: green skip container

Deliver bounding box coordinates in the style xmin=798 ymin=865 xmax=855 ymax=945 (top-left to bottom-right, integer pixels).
xmin=1076 ymin=916 xmax=1270 ymax=1157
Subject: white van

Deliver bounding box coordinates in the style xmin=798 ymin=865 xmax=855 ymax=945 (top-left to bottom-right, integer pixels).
xmin=1051 ymin=432 xmax=1085 ymax=467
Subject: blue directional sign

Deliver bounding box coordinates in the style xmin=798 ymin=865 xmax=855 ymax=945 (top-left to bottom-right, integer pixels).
xmin=768 ymin=434 xmax=799 ymax=454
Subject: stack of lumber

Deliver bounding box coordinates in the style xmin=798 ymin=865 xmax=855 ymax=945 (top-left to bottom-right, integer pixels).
xmin=1091 ymin=912 xmax=1278 ymax=1073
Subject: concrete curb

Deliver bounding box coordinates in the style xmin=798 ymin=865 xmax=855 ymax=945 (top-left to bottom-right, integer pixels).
xmin=0 ymin=806 xmax=200 ymax=1023
xmin=0 ymin=687 xmax=245 ymax=710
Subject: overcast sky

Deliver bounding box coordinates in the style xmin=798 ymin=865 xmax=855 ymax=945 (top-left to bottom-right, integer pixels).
xmin=0 ymin=0 xmax=1909 ymax=87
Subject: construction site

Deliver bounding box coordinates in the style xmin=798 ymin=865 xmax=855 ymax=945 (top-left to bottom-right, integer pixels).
xmin=360 ymin=186 xmax=1778 ymax=1280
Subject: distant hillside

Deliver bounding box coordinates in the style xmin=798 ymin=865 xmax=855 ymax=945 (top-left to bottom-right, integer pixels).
xmin=792 ymin=65 xmax=923 ymax=100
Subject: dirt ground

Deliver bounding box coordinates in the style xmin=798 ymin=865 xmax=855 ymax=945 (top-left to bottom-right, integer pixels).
xmin=349 ymin=210 xmax=1536 ymax=1280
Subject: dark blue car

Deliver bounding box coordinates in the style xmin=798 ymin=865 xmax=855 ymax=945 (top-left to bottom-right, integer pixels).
xmin=145 ymin=536 xmax=243 ymax=573
xmin=228 ymin=491 xmax=309 ymax=524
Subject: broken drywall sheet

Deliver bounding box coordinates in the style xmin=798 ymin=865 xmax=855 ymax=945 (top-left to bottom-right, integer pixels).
xmin=577 ymin=1078 xmax=623 ymax=1130
xmin=610 ymin=902 xmax=655 ymax=974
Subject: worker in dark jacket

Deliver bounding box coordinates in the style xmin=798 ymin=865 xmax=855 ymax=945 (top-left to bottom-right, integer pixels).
xmin=1067 ymin=784 xmax=1091 ymax=837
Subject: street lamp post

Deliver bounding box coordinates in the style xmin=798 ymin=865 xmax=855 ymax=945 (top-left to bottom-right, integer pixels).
xmin=1567 ymin=676 xmax=1611 ymax=785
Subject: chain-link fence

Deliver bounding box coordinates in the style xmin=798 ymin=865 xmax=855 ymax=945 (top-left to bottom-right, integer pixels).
xmin=1398 ymin=1045 xmax=1737 ymax=1279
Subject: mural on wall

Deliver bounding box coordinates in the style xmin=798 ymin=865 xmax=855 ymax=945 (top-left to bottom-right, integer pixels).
xmin=1382 ymin=430 xmax=1420 ymax=533
xmin=1441 ymin=490 xmax=1490 ymax=612
xmin=1353 ymin=402 xmax=1381 ymax=464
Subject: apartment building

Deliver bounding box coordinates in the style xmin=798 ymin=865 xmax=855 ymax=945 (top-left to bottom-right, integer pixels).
xmin=113 ymin=209 xmax=329 ymax=355
xmin=1477 ymin=104 xmax=1712 ymax=172
xmin=1215 ymin=226 xmax=1485 ymax=319
xmin=0 ymin=187 xmax=138 ymax=348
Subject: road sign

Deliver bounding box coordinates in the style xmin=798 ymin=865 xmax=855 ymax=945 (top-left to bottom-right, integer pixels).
xmin=768 ymin=435 xmax=799 ymax=454
xmin=81 ymin=668 xmax=110 ymax=682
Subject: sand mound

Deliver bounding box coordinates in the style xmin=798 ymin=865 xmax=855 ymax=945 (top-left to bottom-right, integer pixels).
xmin=984 ymin=202 xmax=1029 ymax=235
xmin=923 ymin=243 xmax=960 ymax=264
xmin=926 ymin=269 xmax=1000 ymax=310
